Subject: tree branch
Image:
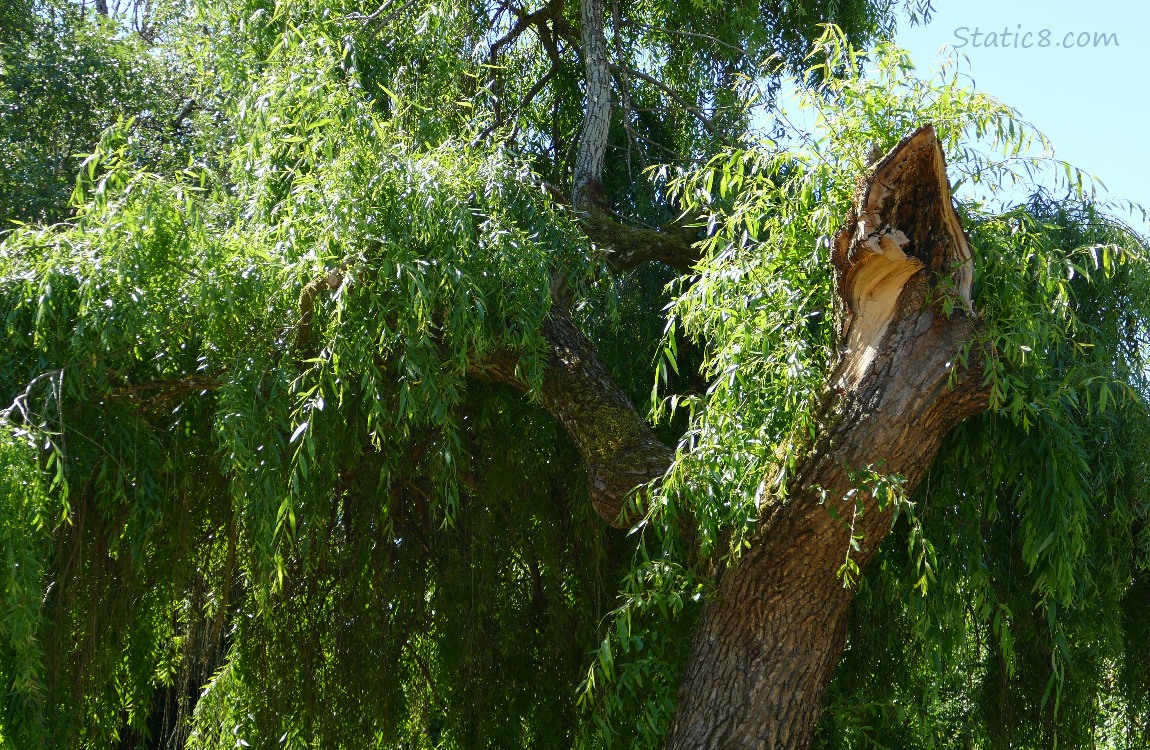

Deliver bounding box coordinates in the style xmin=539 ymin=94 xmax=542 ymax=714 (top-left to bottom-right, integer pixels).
xmin=476 ymin=64 xmax=558 ymax=144
xmin=537 ymin=180 xmax=702 ymax=272
xmin=172 ymin=98 xmax=196 ymax=129
xmin=295 ymin=263 xmax=672 ymax=528
xmin=294 ymin=268 xmax=345 ymax=357
xmin=470 ymin=308 xmax=673 ymax=527
xmin=106 ymin=372 xmax=224 ymax=414
xmin=572 ymin=0 xmax=611 ymax=208
xmin=623 ymin=21 xmax=761 ymax=66
xmin=609 ymin=64 xmax=727 ymax=142
xmin=582 ymin=206 xmax=701 ymax=272
xmin=99 ymin=266 xmax=347 ymax=414
xmin=352 ymin=0 xmax=419 ymax=39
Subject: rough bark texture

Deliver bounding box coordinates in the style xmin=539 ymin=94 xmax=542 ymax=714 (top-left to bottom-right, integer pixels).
xmin=472 ymin=307 xmax=674 ymax=527
xmin=664 ymin=125 xmax=989 ymax=750
xmin=572 ymin=0 xmax=611 ymax=209
xmin=539 ymin=180 xmax=702 ymax=272
xmin=584 ymin=206 xmax=701 ymax=272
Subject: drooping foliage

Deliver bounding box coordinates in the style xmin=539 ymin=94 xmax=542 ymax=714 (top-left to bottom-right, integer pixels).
xmin=0 ymin=0 xmax=187 ymax=225
xmin=2 ymin=2 xmax=1149 ymax=750
xmin=578 ymin=34 xmax=1150 ymax=750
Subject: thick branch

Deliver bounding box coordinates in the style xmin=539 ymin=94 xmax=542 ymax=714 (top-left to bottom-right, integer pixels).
xmin=471 ymin=308 xmax=673 ymax=527
xmin=294 ymin=268 xmax=345 ymax=356
xmin=572 ymin=0 xmax=611 ymax=208
xmin=539 ymin=181 xmax=702 ymax=272
xmin=666 ymin=125 xmax=989 ymax=750
xmin=582 ymin=206 xmax=701 ymax=272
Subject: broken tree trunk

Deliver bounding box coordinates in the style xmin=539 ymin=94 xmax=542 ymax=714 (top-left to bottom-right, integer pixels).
xmin=663 ymin=125 xmax=989 ymax=750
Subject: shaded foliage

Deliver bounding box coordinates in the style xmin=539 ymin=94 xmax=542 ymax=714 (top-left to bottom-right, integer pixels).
xmin=0 ymin=0 xmax=186 ymax=226
xmin=2 ymin=2 xmax=1149 ymax=750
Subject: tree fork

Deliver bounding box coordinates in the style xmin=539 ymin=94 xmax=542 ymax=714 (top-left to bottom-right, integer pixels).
xmin=664 ymin=125 xmax=989 ymax=750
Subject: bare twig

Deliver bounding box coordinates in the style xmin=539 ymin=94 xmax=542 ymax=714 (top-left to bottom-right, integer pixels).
xmin=609 ymin=63 xmax=728 ymax=141
xmin=1 ymin=368 xmax=65 ymax=424
xmin=624 ymin=21 xmax=763 ymax=66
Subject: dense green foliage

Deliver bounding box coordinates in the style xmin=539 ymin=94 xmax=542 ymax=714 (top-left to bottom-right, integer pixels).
xmin=0 ymin=1 xmax=186 ymax=225
xmin=580 ymin=37 xmax=1150 ymax=749
xmin=2 ymin=1 xmax=1149 ymax=749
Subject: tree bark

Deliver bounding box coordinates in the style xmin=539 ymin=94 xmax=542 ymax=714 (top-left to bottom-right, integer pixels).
xmin=475 ymin=125 xmax=983 ymax=745
xmin=471 ymin=307 xmax=674 ymax=527
xmin=584 ymin=207 xmax=701 ymax=272
xmin=572 ymin=0 xmax=611 ymax=209
xmin=664 ymin=125 xmax=988 ymax=749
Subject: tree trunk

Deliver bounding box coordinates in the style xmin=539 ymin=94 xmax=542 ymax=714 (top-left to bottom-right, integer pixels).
xmin=572 ymin=0 xmax=611 ymax=209
xmin=664 ymin=125 xmax=989 ymax=749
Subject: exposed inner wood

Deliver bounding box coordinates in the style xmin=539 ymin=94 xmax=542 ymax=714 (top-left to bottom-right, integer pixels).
xmin=833 ymin=227 xmax=921 ymax=391
xmin=664 ymin=124 xmax=989 ymax=750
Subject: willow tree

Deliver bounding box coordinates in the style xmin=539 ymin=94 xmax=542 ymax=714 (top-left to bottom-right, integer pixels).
xmin=2 ymin=1 xmax=1149 ymax=749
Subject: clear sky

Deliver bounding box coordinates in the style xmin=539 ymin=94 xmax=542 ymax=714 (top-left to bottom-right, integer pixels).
xmin=895 ymin=0 xmax=1149 ymax=230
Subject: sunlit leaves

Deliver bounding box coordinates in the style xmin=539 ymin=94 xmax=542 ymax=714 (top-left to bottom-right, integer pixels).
xmin=582 ymin=31 xmax=1150 ymax=750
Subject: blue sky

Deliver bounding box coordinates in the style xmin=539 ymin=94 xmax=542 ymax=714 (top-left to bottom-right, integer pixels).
xmin=895 ymin=0 xmax=1149 ymax=229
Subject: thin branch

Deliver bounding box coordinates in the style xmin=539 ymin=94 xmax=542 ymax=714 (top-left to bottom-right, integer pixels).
xmin=1 ymin=368 xmax=65 ymax=424
xmin=489 ymin=4 xmax=550 ymax=60
xmin=350 ymin=0 xmax=400 ymax=24
xmin=508 ymin=64 xmax=558 ymax=140
xmin=632 ymin=104 xmax=745 ymax=114
xmin=519 ymin=64 xmax=558 ymax=116
xmin=624 ymin=21 xmax=762 ymax=66
xmin=353 ymin=0 xmax=419 ymax=39
xmin=621 ymin=124 xmax=699 ymax=162
xmin=105 ymin=372 xmax=225 ymax=414
xmin=609 ymin=63 xmax=729 ymax=142
xmin=610 ymin=0 xmax=636 ymax=180
xmin=475 ymin=64 xmax=558 ymax=144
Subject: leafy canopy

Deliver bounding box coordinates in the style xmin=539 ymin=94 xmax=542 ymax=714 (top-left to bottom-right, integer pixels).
xmin=581 ymin=31 xmax=1150 ymax=750
xmin=1 ymin=2 xmax=1149 ymax=750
